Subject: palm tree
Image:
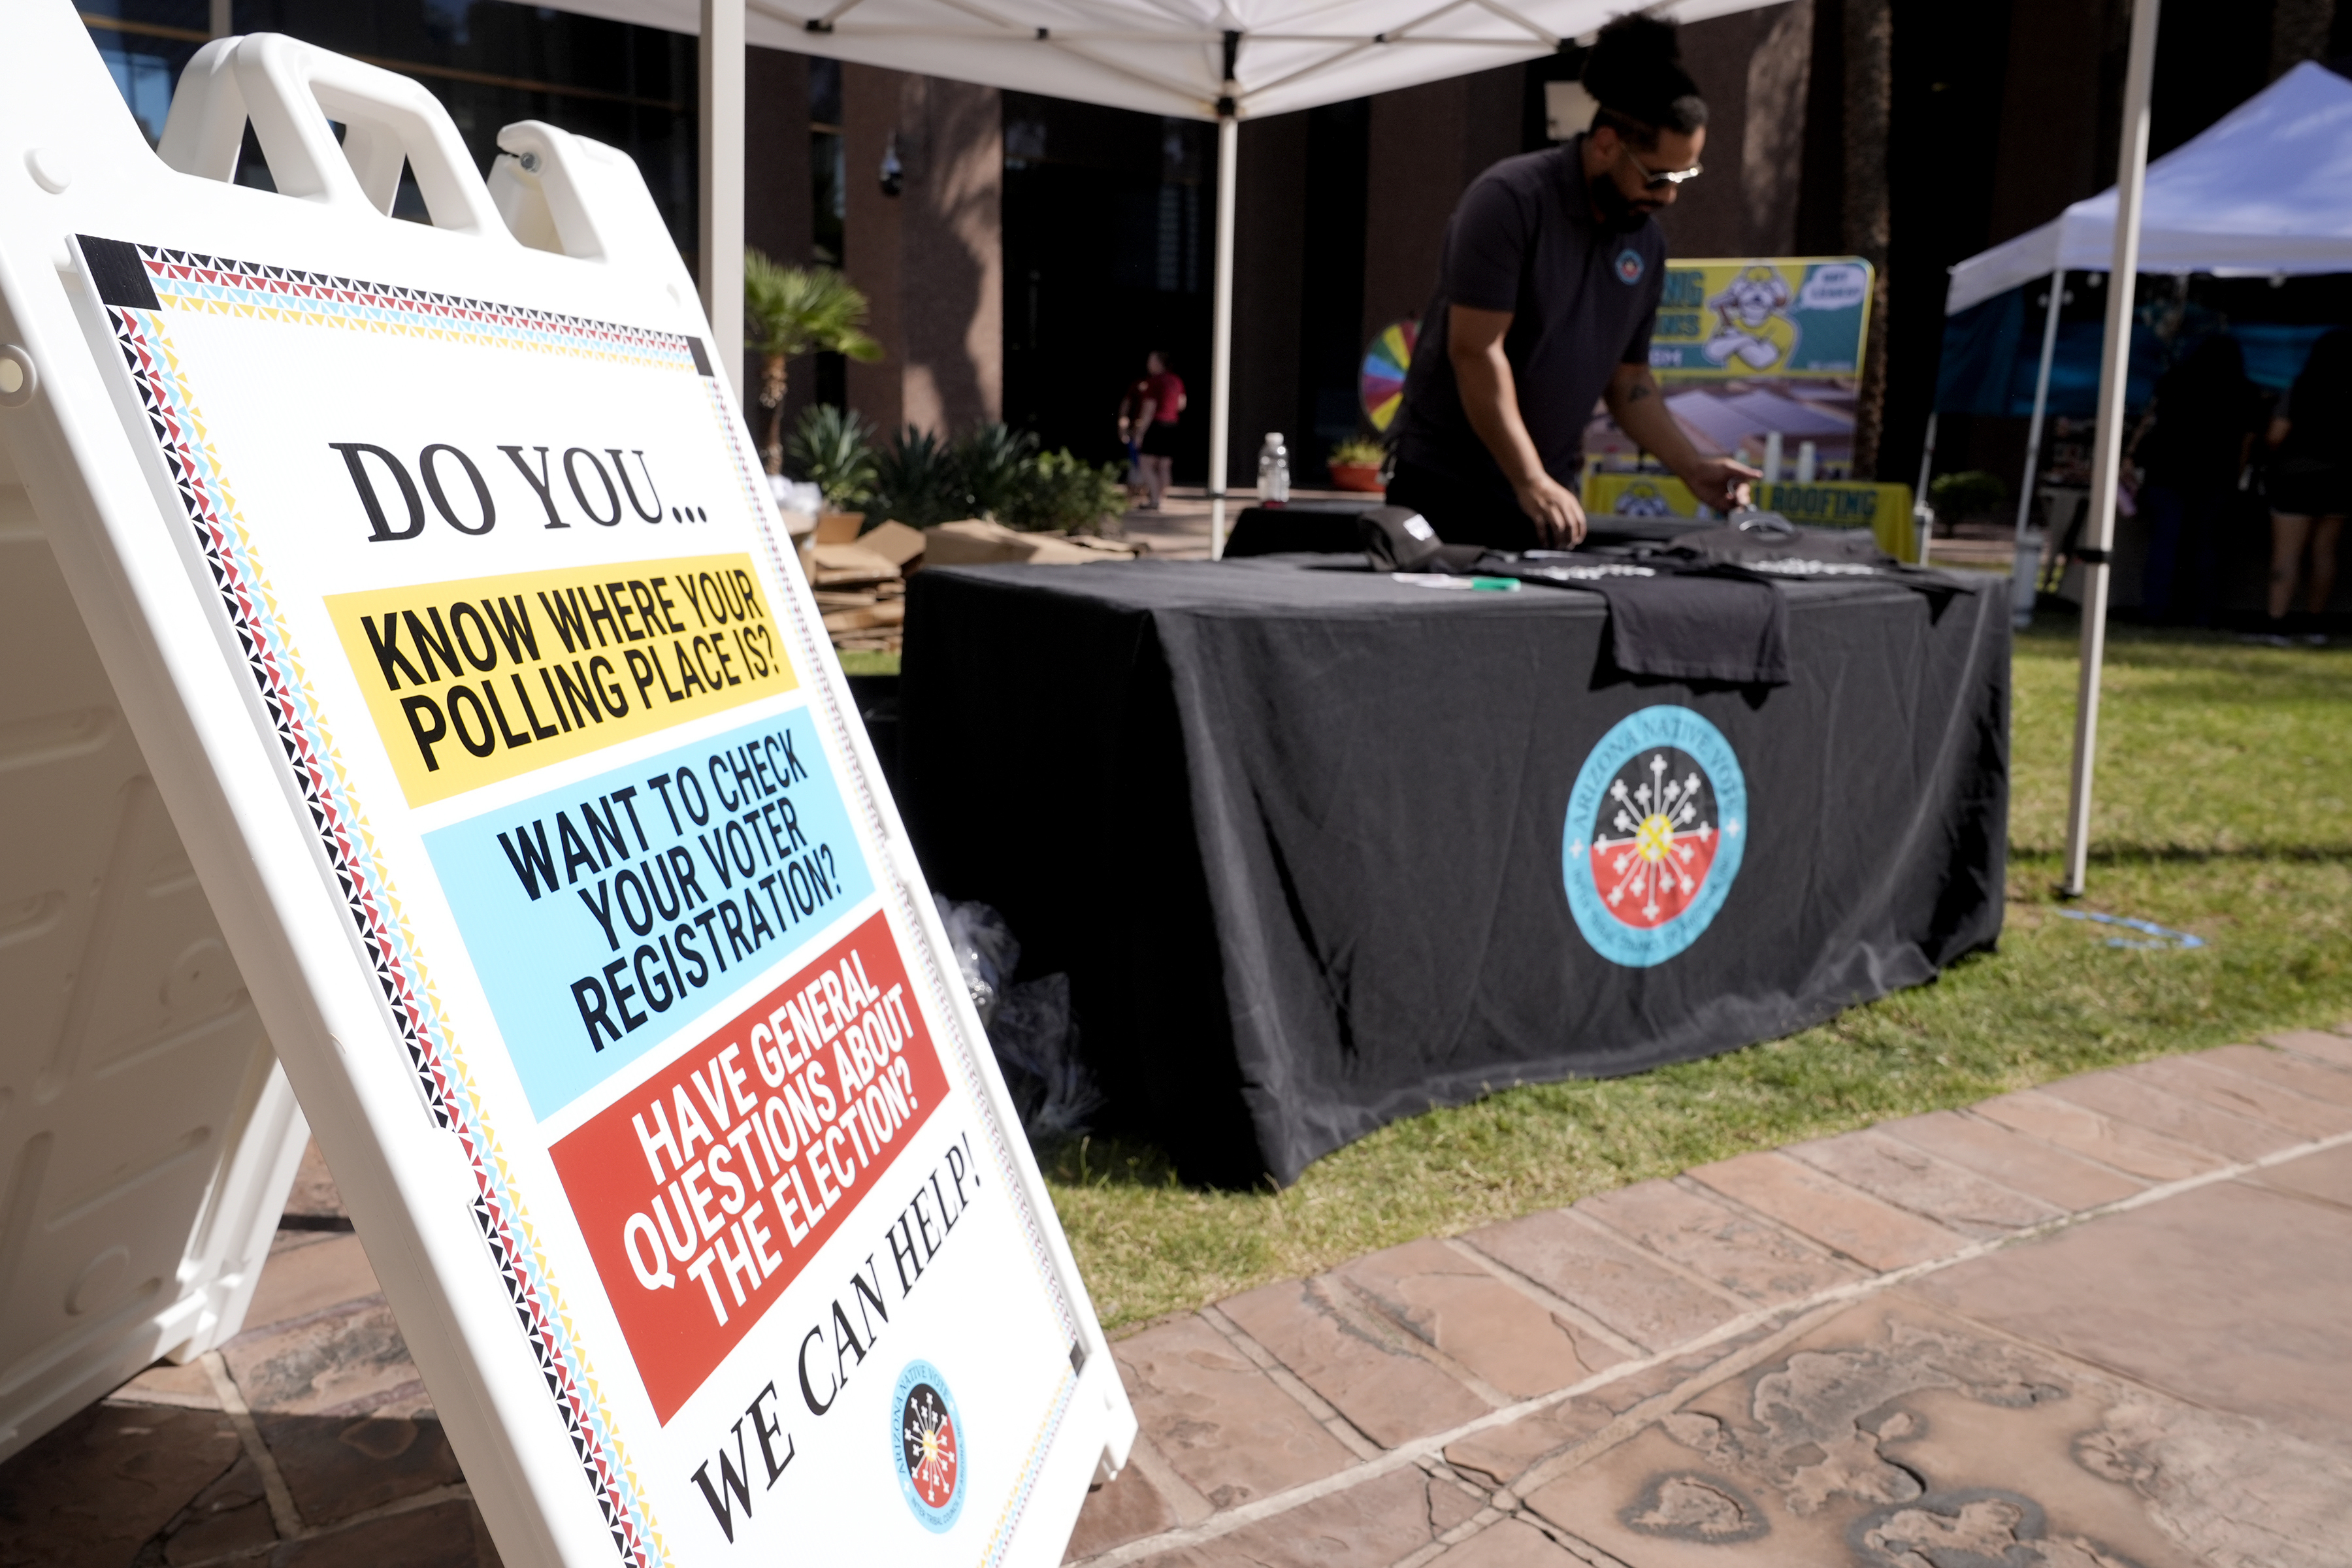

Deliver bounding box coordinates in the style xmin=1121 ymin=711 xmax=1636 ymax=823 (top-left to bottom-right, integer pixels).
xmin=743 ymin=250 xmax=883 ymax=474
xmin=1843 ymin=0 xmax=1892 ymax=476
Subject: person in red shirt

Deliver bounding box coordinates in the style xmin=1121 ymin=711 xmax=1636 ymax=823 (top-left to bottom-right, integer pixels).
xmin=1126 ymin=350 xmax=1185 ymax=511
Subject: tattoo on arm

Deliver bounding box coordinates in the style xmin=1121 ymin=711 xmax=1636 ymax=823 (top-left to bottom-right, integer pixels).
xmin=1625 ymin=381 xmax=1654 ymax=404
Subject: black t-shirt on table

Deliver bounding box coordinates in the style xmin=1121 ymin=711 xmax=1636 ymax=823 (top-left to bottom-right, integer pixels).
xmin=1393 ymin=137 xmax=1667 ymax=505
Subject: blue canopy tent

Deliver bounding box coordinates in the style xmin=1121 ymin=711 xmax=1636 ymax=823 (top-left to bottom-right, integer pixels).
xmin=1936 ymin=291 xmax=2329 ymax=418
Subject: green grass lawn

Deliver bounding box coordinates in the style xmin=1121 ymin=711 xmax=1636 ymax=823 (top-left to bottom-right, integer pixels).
xmin=1043 ymin=617 xmax=2352 ymax=1332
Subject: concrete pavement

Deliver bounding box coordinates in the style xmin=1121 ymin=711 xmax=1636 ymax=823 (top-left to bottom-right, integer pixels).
xmin=0 ymin=1142 xmax=493 ymax=1566
xmin=1065 ymin=1027 xmax=2352 ymax=1567
xmin=5 ymin=1028 xmax=2351 ymax=1565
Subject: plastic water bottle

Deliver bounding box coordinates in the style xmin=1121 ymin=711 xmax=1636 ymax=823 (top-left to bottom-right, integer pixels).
xmin=1258 ymin=433 xmax=1291 ymax=505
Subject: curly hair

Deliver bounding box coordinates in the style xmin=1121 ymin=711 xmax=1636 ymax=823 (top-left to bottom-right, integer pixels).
xmin=1583 ymin=15 xmax=1707 ymax=143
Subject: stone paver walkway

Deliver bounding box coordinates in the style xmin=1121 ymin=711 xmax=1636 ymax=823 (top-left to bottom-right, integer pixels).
xmin=1065 ymin=1027 xmax=2352 ymax=1567
xmin=0 ymin=1145 xmax=498 ymax=1567
xmin=6 ymin=1028 xmax=2351 ymax=1565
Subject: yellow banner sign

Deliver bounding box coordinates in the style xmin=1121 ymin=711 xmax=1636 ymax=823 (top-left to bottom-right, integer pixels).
xmin=1582 ymin=473 xmax=1918 ymax=560
xmin=1754 ymin=481 xmax=1918 ymax=544
xmin=1648 ymin=257 xmax=1874 ymax=380
xmin=327 ymin=554 xmax=796 ymax=806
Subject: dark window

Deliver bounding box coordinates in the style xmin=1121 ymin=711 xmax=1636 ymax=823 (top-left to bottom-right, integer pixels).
xmin=808 ymin=56 xmax=841 ymax=127
xmin=811 ymin=131 xmax=844 ymax=265
xmin=1003 ymin=94 xmax=1214 ymax=476
xmin=81 ymin=1 xmax=212 ymax=146
xmin=89 ymin=1 xmax=700 ymax=256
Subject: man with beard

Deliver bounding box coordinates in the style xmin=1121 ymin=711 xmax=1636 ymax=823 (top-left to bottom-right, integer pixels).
xmin=1387 ymin=16 xmax=1756 ymax=550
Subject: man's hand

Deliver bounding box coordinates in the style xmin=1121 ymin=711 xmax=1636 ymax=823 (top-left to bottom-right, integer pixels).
xmin=1606 ymin=365 xmax=1766 ymax=516
xmin=1686 ymin=456 xmax=1761 ymax=514
xmin=1514 ymin=470 xmax=1588 ymax=546
xmin=1448 ymin=304 xmax=1590 ymax=544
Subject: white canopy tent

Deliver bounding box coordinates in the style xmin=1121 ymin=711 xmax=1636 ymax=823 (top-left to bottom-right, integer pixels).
xmin=1935 ymin=56 xmax=2352 ymax=888
xmin=1959 ymin=3 xmax=2352 ymax=892
xmin=555 ymin=0 xmax=1775 ymax=120
xmin=1943 ymin=61 xmax=2352 ymax=633
xmin=1948 ymin=59 xmax=2352 ymax=316
xmin=543 ymin=0 xmax=1784 ymax=547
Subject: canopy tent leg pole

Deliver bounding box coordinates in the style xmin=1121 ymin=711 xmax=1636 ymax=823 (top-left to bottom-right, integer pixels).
xmin=2012 ymin=269 xmax=2067 ymax=628
xmin=1912 ymin=412 xmax=1937 ymax=563
xmin=2064 ymin=0 xmax=2161 ymax=898
xmin=698 ymin=0 xmax=745 ymax=403
xmin=1208 ymin=112 xmax=1237 ymax=559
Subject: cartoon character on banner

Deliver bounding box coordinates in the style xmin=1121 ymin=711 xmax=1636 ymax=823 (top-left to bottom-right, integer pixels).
xmin=1614 ymin=482 xmax=1677 ymax=517
xmin=1703 ymin=264 xmax=1799 ymax=374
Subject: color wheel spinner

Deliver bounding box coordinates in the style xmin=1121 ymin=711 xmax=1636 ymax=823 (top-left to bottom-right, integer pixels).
xmin=1360 ymin=318 xmax=1417 ymax=432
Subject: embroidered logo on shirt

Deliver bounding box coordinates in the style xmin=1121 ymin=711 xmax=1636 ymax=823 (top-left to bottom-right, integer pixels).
xmin=1615 ymin=249 xmax=1646 ymax=285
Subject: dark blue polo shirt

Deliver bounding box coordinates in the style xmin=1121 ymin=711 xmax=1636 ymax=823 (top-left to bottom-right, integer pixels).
xmin=1394 ymin=138 xmax=1665 ymax=504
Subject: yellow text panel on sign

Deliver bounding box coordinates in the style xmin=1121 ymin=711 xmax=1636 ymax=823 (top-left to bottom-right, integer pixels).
xmin=325 ymin=553 xmax=796 ymax=806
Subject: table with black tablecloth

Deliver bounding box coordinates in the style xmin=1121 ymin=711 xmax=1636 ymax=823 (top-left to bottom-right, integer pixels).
xmin=897 ymin=555 xmax=2009 ymax=1186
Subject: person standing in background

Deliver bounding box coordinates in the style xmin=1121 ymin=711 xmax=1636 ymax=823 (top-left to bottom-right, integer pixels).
xmin=2129 ymin=333 xmax=2262 ymax=628
xmin=1128 ymin=350 xmax=1185 ymax=512
xmin=2264 ymin=327 xmax=2351 ymax=645
xmin=1116 ymin=374 xmax=1152 ymax=500
xmin=1384 ymin=16 xmax=1754 ymax=549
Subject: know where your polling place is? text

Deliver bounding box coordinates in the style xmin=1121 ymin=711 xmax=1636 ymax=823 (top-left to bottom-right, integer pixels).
xmin=327 ymin=553 xmax=793 ymax=807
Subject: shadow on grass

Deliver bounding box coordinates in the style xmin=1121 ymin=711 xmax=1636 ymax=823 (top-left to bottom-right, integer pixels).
xmin=1045 ymin=1134 xmax=1197 ymax=1193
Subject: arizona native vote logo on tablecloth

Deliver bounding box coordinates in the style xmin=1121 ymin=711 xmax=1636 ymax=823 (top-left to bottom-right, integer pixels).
xmin=891 ymin=1360 xmax=966 ymax=1533
xmin=1561 ymin=706 xmax=1747 ymax=966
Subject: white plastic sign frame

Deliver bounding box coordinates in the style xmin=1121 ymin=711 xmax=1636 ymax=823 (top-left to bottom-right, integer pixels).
xmin=0 ymin=10 xmax=1132 ymax=1565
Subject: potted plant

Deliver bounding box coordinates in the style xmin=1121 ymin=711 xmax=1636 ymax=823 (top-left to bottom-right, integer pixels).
xmin=871 ymin=426 xmax=967 ymax=529
xmin=1006 ymin=449 xmax=1128 ymax=535
xmin=956 ymin=421 xmax=1041 ymax=521
xmin=787 ymin=403 xmax=881 ymax=540
xmin=1328 ymin=436 xmax=1386 ymax=494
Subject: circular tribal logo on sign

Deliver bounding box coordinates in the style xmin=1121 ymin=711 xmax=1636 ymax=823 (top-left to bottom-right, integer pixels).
xmin=892 ymin=1360 xmax=966 ymax=1533
xmin=1562 ymin=706 xmax=1748 ymax=966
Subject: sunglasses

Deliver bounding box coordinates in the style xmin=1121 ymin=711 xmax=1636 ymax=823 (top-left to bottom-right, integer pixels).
xmin=1621 ymin=146 xmax=1703 ymax=191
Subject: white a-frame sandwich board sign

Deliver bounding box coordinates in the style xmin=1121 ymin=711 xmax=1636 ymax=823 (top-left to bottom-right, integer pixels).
xmin=0 ymin=8 xmax=1135 ymax=1561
